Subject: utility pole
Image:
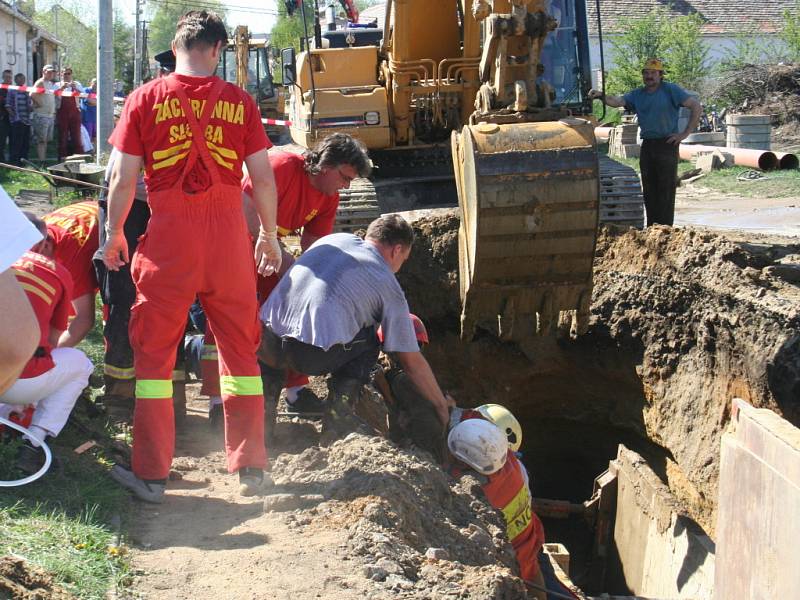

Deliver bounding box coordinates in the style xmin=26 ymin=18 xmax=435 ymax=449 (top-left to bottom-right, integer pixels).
xmin=97 ymin=0 xmax=114 ymax=158
xmin=133 ymin=0 xmax=142 ymax=87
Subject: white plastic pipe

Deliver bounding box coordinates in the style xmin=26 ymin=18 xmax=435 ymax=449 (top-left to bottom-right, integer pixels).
xmin=0 ymin=416 xmax=52 ymax=487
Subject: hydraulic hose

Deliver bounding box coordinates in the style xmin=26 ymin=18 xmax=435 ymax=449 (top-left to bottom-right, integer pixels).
xmin=0 ymin=416 xmax=52 ymax=487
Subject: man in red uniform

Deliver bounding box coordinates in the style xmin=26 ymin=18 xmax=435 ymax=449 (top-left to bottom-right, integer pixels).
xmin=199 ymin=133 xmax=372 ymax=421
xmin=0 ymin=215 xmax=93 ymax=474
xmin=41 ymin=200 xmax=100 ymax=347
xmin=102 ymin=10 xmax=281 ymax=503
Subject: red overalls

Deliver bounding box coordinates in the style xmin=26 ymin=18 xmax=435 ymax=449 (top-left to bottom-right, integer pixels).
xmin=129 ymin=77 xmax=265 ymax=480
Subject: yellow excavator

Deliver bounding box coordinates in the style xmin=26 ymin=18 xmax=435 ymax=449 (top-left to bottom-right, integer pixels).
xmin=281 ymin=0 xmax=638 ymax=342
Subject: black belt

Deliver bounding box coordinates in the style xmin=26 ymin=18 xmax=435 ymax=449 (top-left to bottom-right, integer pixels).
xmin=33 ymin=346 xmax=47 ymax=358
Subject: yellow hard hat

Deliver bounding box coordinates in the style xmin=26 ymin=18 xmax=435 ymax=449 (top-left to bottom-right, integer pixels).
xmin=643 ymin=58 xmax=664 ymax=72
xmin=476 ymin=404 xmax=522 ymax=452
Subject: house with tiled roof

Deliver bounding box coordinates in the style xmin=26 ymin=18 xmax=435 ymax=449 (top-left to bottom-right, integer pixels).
xmin=0 ymin=0 xmax=61 ymax=82
xmin=587 ymin=0 xmax=795 ymax=79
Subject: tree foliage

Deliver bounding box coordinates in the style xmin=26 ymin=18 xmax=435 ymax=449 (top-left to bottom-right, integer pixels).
xmin=781 ymin=1 xmax=800 ymax=61
xmin=606 ymin=7 xmax=709 ymax=95
xmin=147 ymin=0 xmax=228 ymax=59
xmin=270 ymin=0 xmax=316 ymax=53
xmin=113 ymin=9 xmax=135 ymax=90
xmin=35 ymin=6 xmax=96 ymax=83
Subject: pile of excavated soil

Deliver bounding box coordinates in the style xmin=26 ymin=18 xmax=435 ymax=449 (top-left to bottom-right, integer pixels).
xmin=397 ymin=214 xmax=800 ymax=535
xmin=0 ymin=556 xmax=76 ymax=599
xmin=269 ymin=433 xmax=528 ymax=599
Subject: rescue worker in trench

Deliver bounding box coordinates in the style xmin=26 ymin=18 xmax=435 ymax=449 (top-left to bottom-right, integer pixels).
xmin=258 ymin=214 xmax=450 ymax=438
xmin=38 ymin=200 xmax=100 ymax=347
xmin=102 ymin=10 xmax=281 ymax=502
xmin=93 ymin=49 xmax=190 ymax=423
xmin=198 ymin=133 xmax=372 ymax=425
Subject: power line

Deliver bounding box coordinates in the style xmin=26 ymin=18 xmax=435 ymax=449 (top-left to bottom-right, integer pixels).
xmin=146 ymin=0 xmax=279 ymax=15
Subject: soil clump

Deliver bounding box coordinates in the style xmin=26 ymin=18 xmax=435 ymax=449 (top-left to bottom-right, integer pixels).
xmin=0 ymin=556 xmax=76 ymax=600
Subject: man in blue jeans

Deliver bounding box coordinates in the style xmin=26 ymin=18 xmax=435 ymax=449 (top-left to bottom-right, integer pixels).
xmin=258 ymin=214 xmax=450 ymax=439
xmin=590 ymin=58 xmax=702 ymax=226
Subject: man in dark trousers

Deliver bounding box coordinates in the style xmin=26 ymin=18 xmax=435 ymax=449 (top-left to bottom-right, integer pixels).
xmin=590 ymin=58 xmax=701 ymax=226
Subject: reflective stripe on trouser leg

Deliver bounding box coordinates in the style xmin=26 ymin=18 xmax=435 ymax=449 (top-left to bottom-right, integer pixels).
xmin=132 ymin=380 xmax=175 ymax=480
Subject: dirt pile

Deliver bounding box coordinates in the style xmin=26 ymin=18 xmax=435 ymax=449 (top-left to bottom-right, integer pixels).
xmin=0 ymin=556 xmax=76 ymax=600
xmin=268 ymin=433 xmax=528 ymax=599
xmin=397 ymin=215 xmax=800 ymax=534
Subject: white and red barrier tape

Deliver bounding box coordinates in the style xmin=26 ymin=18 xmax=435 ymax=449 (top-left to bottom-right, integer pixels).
xmin=262 ymin=117 xmax=292 ymax=126
xmin=0 ymin=82 xmax=100 ymax=99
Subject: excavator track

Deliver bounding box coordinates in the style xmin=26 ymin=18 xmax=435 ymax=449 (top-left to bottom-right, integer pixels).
xmin=334 ymin=152 xmax=645 ymax=233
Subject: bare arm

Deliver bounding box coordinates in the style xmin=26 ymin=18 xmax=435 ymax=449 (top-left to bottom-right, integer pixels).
xmin=57 ymin=293 xmax=95 ymax=347
xmin=0 ymin=269 xmax=39 ymax=395
xmin=244 ymin=148 xmax=281 ymax=276
xmin=102 ymin=151 xmax=143 ymax=270
xmin=667 ymin=96 xmax=703 ymax=145
xmin=395 ymin=351 xmax=449 ymax=427
xmin=588 ymin=89 xmax=626 ymax=108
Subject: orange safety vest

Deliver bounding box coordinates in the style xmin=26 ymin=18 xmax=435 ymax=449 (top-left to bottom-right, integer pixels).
xmin=482 ymin=450 xmax=545 ymax=582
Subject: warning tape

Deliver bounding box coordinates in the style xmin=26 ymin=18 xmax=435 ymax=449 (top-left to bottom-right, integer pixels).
xmin=262 ymin=117 xmax=292 ymax=126
xmin=0 ymin=82 xmax=97 ymax=99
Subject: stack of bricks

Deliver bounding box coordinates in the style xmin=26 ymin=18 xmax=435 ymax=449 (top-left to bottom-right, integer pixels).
xmin=609 ymin=123 xmax=640 ymax=159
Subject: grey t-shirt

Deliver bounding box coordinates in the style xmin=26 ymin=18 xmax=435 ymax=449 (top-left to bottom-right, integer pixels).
xmin=261 ymin=233 xmax=419 ymax=353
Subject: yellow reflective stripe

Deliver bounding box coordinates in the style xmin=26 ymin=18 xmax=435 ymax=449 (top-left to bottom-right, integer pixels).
xmin=104 ymin=364 xmax=135 ymax=379
xmin=136 ymin=379 xmax=172 ymax=399
xmin=502 ymin=484 xmax=533 ymax=541
xmin=208 ymin=151 xmax=234 ymax=170
xmin=152 ymin=140 xmax=192 ymax=160
xmin=277 ymin=225 xmax=291 ymax=237
xmin=220 ymin=375 xmax=262 ymax=396
xmin=19 ymin=282 xmax=53 ymax=305
xmin=14 ymin=269 xmax=56 ymax=295
xmin=152 ymin=151 xmax=190 ymax=171
xmin=206 ymin=140 xmax=237 ymax=159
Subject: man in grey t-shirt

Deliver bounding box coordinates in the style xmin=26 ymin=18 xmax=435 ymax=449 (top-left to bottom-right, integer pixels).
xmin=259 ymin=214 xmax=450 ymax=435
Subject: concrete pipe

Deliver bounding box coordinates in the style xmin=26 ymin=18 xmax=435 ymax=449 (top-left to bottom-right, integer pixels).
xmin=679 ymin=143 xmax=779 ymax=171
xmin=774 ymin=152 xmax=799 ymax=170
xmin=594 ymin=127 xmax=612 ymax=142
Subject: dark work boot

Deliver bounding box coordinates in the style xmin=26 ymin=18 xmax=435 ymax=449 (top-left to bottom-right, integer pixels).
xmin=321 ymin=377 xmax=369 ymax=443
xmin=100 ymin=375 xmax=135 ymax=423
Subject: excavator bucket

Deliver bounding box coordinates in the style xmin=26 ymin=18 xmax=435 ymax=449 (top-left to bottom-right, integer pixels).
xmin=452 ymin=119 xmax=599 ymax=343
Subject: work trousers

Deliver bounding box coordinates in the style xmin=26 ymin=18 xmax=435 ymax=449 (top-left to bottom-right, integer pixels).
xmin=56 ymin=104 xmax=83 ymax=159
xmin=94 ymin=200 xmax=151 ymax=382
xmin=0 ymin=348 xmax=93 ymax=436
xmin=640 ymin=138 xmax=679 ymax=226
xmin=0 ymin=115 xmax=10 ymax=162
xmin=130 ymin=186 xmax=265 ymax=480
xmin=9 ymin=121 xmax=30 ymax=165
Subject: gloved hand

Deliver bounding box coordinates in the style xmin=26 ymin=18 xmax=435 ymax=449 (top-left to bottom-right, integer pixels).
xmin=255 ymin=228 xmax=281 ymax=276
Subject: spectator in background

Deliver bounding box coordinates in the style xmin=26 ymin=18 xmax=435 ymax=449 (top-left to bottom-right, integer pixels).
xmin=5 ymin=73 xmax=32 ymax=166
xmin=55 ymin=66 xmax=84 ymax=160
xmin=81 ymin=78 xmax=97 ymax=142
xmin=113 ymin=80 xmax=125 ymax=98
xmin=0 ymin=69 xmax=12 ymax=162
xmin=31 ymin=64 xmax=57 ymax=165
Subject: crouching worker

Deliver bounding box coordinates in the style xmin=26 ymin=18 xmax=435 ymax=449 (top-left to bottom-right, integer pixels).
xmin=0 ymin=217 xmax=93 ymax=474
xmin=258 ymin=214 xmax=450 ymax=440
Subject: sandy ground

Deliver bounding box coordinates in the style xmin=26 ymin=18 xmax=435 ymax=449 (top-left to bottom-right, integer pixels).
xmin=123 ymin=385 xmax=375 ymax=600
xmin=675 ymin=184 xmax=800 ymax=237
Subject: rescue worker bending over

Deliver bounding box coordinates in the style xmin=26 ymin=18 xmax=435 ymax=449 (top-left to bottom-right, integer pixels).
xmin=0 ymin=215 xmax=93 ymax=475
xmin=103 ymin=10 xmax=281 ymax=502
xmin=258 ymin=214 xmax=450 ymax=440
xmin=199 ymin=133 xmax=372 ymax=423
xmin=39 ymin=200 xmax=100 ymax=347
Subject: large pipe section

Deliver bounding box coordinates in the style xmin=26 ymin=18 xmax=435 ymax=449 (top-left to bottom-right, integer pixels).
xmin=774 ymin=152 xmax=799 ymax=170
xmin=679 ymin=143 xmax=779 ymax=171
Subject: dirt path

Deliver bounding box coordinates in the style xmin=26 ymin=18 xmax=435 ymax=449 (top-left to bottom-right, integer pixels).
xmin=125 ymin=385 xmax=374 ymax=600
xmin=675 ymin=184 xmax=800 ymax=237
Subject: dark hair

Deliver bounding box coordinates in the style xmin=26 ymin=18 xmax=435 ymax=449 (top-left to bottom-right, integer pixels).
xmin=173 ymin=10 xmax=228 ymax=52
xmin=365 ymin=214 xmax=414 ymax=248
xmin=304 ymin=133 xmax=372 ymax=178
xmin=14 ymin=73 xmax=25 ymax=83
xmin=2 ymin=69 xmax=11 ymax=74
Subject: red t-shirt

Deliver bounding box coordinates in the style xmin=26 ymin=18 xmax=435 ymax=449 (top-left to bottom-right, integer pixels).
xmin=43 ymin=200 xmax=99 ymax=299
xmin=11 ymin=251 xmax=74 ymax=378
xmin=110 ymin=73 xmax=271 ymax=194
xmin=242 ymin=152 xmax=339 ymax=238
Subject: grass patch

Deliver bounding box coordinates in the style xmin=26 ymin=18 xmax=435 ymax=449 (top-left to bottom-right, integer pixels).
xmin=0 ymin=304 xmax=133 ymax=599
xmin=698 ymin=165 xmax=800 ymax=198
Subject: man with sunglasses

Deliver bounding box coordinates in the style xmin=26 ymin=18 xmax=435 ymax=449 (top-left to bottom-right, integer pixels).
xmin=55 ymin=66 xmax=84 ymax=160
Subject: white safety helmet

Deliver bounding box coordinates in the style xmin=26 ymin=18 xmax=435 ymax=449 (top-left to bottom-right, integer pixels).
xmin=447 ymin=419 xmax=508 ymax=475
xmin=476 ymin=404 xmax=523 ymax=452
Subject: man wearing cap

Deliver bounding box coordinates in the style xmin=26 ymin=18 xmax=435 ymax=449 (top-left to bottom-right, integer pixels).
xmin=31 ymin=64 xmax=58 ymax=164
xmin=589 ymin=58 xmax=701 ymax=226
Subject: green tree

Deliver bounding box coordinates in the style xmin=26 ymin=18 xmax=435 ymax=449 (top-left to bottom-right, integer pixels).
xmin=606 ymin=7 xmax=709 ymax=95
xmin=147 ymin=0 xmax=228 ymax=58
xmin=113 ymin=9 xmax=135 ymax=90
xmin=781 ymin=1 xmax=800 ymax=60
xmin=270 ymin=0 xmax=316 ymax=52
xmin=35 ymin=5 xmax=96 ymax=83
